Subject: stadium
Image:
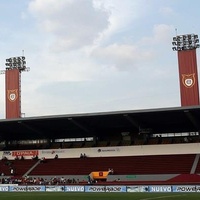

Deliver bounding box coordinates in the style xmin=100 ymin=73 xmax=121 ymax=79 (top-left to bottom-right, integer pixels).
xmin=0 ymin=33 xmax=200 ymax=198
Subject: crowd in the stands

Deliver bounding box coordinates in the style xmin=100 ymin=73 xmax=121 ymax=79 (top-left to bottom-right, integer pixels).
xmin=0 ymin=176 xmax=81 ymax=185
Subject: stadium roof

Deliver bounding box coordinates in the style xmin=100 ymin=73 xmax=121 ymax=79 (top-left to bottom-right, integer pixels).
xmin=0 ymin=105 xmax=200 ymax=141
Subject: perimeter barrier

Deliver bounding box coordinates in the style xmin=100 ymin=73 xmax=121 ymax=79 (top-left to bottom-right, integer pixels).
xmin=0 ymin=185 xmax=200 ymax=192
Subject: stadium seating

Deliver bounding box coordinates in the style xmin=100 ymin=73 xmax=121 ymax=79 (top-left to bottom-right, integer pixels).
xmin=28 ymin=154 xmax=195 ymax=176
xmin=0 ymin=159 xmax=38 ymax=176
xmin=1 ymin=135 xmax=199 ymax=185
xmin=1 ymin=153 xmax=199 ymax=185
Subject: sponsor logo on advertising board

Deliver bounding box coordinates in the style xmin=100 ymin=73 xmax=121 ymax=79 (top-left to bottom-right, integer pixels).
xmin=149 ymin=186 xmax=172 ymax=192
xmin=97 ymin=148 xmax=120 ymax=153
xmin=46 ymin=186 xmax=64 ymax=192
xmin=0 ymin=186 xmax=9 ymax=192
xmin=41 ymin=150 xmax=65 ymax=155
xmin=12 ymin=150 xmax=38 ymax=157
xmin=3 ymin=151 xmax=11 ymax=156
xmin=65 ymin=186 xmax=84 ymax=192
xmin=85 ymin=186 xmax=126 ymax=192
xmin=105 ymin=186 xmax=126 ymax=192
xmin=172 ymin=185 xmax=197 ymax=192
xmin=127 ymin=186 xmax=149 ymax=192
xmin=26 ymin=186 xmax=45 ymax=192
xmin=10 ymin=186 xmax=27 ymax=192
xmin=85 ymin=186 xmax=105 ymax=192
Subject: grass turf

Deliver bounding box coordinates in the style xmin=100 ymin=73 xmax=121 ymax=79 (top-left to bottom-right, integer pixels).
xmin=0 ymin=192 xmax=200 ymax=200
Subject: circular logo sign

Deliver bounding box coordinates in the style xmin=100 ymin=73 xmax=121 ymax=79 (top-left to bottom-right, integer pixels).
xmin=7 ymin=89 xmax=18 ymax=102
xmin=182 ymin=74 xmax=195 ymax=88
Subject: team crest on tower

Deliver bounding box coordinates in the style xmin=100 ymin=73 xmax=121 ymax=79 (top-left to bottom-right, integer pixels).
xmin=172 ymin=33 xmax=200 ymax=106
xmin=182 ymin=74 xmax=195 ymax=88
xmin=7 ymin=89 xmax=18 ymax=102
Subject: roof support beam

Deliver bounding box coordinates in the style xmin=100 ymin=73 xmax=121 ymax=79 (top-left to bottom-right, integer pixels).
xmin=18 ymin=122 xmax=46 ymax=139
xmin=123 ymin=114 xmax=140 ymax=130
xmin=184 ymin=110 xmax=200 ymax=130
xmin=68 ymin=118 xmax=92 ymax=134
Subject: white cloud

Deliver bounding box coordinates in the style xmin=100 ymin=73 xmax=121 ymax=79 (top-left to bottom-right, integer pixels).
xmin=140 ymin=24 xmax=174 ymax=46
xmin=28 ymin=0 xmax=110 ymax=51
xmin=93 ymin=0 xmax=143 ymax=45
xmin=91 ymin=43 xmax=154 ymax=71
xmin=1 ymin=0 xmax=188 ymax=118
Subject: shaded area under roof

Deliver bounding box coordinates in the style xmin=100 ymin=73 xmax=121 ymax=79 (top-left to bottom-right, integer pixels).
xmin=0 ymin=105 xmax=200 ymax=141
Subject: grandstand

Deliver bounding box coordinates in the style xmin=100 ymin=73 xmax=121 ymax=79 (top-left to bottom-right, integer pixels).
xmin=0 ymin=105 xmax=200 ymax=185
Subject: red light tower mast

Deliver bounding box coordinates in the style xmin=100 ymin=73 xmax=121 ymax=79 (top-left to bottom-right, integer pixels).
xmin=172 ymin=34 xmax=200 ymax=106
xmin=2 ymin=56 xmax=29 ymax=119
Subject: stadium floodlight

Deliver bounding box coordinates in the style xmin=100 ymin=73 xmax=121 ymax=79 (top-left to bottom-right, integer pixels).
xmin=177 ymin=47 xmax=181 ymax=51
xmin=177 ymin=36 xmax=181 ymax=41
xmin=172 ymin=47 xmax=177 ymax=51
xmin=172 ymin=42 xmax=177 ymax=45
xmin=173 ymin=37 xmax=177 ymax=41
xmin=172 ymin=33 xmax=200 ymax=51
xmin=189 ymin=40 xmax=193 ymax=45
xmin=177 ymin=42 xmax=182 ymax=46
xmin=5 ymin=56 xmax=27 ymax=71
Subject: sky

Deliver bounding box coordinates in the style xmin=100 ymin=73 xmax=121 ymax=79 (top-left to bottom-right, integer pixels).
xmin=0 ymin=0 xmax=200 ymax=119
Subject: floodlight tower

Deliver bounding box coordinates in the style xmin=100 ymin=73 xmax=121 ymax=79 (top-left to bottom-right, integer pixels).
xmin=2 ymin=56 xmax=29 ymax=119
xmin=172 ymin=34 xmax=200 ymax=106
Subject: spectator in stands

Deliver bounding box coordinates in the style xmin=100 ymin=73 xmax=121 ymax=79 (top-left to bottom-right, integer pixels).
xmin=158 ymin=135 xmax=162 ymax=144
xmin=61 ymin=140 xmax=65 ymax=148
xmin=10 ymin=167 xmax=14 ymax=176
xmin=108 ymin=168 xmax=114 ymax=175
xmin=2 ymin=156 xmax=8 ymax=161
xmin=1 ymin=178 xmax=5 ymax=184
xmin=40 ymin=157 xmax=46 ymax=163
xmin=87 ymin=175 xmax=92 ymax=184
xmin=32 ymin=155 xmax=38 ymax=160
xmin=5 ymin=160 xmax=12 ymax=166
xmin=15 ymin=156 xmax=19 ymax=160
xmin=80 ymin=153 xmax=87 ymax=158
xmin=184 ymin=137 xmax=189 ymax=143
xmin=60 ymin=177 xmax=65 ymax=184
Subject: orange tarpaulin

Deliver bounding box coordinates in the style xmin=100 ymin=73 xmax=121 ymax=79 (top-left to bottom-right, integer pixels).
xmin=91 ymin=171 xmax=109 ymax=179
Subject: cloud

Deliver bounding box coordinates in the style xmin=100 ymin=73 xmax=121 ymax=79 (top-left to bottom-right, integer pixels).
xmin=159 ymin=6 xmax=175 ymax=16
xmin=1 ymin=0 xmax=198 ymax=119
xmin=93 ymin=0 xmax=144 ymax=45
xmin=90 ymin=23 xmax=174 ymax=72
xmin=91 ymin=43 xmax=154 ymax=71
xmin=140 ymin=24 xmax=174 ymax=46
xmin=28 ymin=0 xmax=110 ymax=51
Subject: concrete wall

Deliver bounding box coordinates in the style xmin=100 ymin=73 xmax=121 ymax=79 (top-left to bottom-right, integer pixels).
xmin=1 ymin=142 xmax=200 ymax=160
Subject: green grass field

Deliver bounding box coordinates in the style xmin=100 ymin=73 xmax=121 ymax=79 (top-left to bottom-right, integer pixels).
xmin=0 ymin=192 xmax=200 ymax=200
